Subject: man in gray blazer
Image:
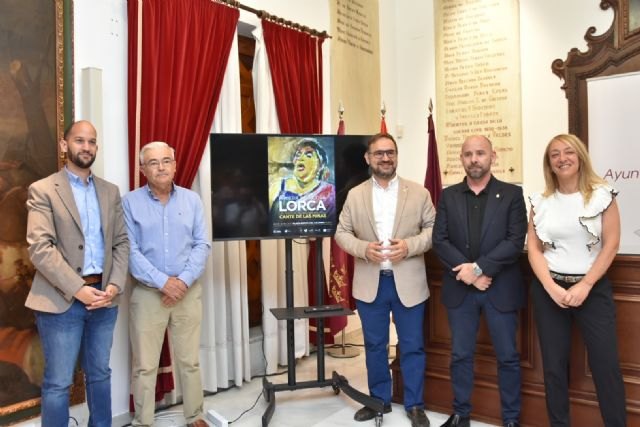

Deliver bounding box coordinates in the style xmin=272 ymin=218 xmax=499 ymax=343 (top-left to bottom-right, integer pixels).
xmin=25 ymin=120 xmax=129 ymax=427
xmin=336 ymin=133 xmax=435 ymax=427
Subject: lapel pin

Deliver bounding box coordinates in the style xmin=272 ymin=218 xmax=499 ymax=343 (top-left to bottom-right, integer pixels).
xmin=496 ymin=194 xmax=500 ymax=198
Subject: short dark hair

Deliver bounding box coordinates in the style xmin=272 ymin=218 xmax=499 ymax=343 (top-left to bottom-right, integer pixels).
xmin=367 ymin=132 xmax=398 ymax=152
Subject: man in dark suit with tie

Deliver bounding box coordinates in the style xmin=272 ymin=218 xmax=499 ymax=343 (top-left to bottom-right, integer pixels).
xmin=433 ymin=135 xmax=526 ymax=427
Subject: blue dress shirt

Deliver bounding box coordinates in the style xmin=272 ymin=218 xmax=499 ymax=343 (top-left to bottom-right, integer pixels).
xmin=65 ymin=167 xmax=104 ymax=275
xmin=122 ymin=184 xmax=211 ymax=289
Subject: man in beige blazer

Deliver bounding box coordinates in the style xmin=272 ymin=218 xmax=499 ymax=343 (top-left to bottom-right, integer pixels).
xmin=25 ymin=120 xmax=129 ymax=427
xmin=336 ymin=133 xmax=435 ymax=427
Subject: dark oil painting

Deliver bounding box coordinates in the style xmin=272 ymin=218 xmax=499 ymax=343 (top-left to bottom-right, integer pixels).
xmin=0 ymin=0 xmax=72 ymax=423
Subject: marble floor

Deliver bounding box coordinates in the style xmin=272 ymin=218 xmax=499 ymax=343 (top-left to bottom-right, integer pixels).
xmin=152 ymin=343 xmax=499 ymax=427
xmin=12 ymin=329 xmax=501 ymax=427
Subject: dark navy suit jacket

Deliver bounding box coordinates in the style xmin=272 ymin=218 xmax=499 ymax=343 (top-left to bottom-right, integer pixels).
xmin=433 ymin=176 xmax=527 ymax=312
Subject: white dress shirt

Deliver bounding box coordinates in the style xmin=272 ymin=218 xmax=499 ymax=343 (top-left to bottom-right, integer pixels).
xmin=372 ymin=175 xmax=399 ymax=270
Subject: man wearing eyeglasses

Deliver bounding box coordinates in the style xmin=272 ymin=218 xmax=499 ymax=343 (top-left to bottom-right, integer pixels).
xmin=123 ymin=141 xmax=211 ymax=427
xmin=336 ymin=133 xmax=436 ymax=427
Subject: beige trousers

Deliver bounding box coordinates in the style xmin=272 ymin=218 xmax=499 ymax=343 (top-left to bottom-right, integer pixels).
xmin=130 ymin=281 xmax=203 ymax=426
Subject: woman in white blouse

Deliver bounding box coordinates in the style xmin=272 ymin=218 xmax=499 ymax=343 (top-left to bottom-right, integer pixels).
xmin=527 ymin=134 xmax=626 ymax=427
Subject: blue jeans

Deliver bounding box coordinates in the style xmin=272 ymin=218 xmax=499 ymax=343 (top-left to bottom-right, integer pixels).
xmin=447 ymin=291 xmax=521 ymax=423
xmin=356 ymin=273 xmax=426 ymax=410
xmin=35 ymin=299 xmax=118 ymax=427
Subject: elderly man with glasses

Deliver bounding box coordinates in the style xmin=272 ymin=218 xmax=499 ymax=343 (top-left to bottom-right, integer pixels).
xmin=123 ymin=141 xmax=211 ymax=427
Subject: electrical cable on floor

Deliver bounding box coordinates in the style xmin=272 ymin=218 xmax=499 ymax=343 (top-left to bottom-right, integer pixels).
xmin=227 ymin=385 xmax=264 ymax=424
xmin=326 ymin=342 xmax=365 ymax=348
xmin=124 ymin=304 xmax=363 ymax=425
xmin=223 ymin=322 xmax=287 ymax=423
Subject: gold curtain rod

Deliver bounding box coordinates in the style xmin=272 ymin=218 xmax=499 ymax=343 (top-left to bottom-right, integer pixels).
xmin=216 ymin=0 xmax=331 ymax=39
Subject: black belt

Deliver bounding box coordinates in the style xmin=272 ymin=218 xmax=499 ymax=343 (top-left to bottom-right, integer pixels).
xmin=380 ymin=270 xmax=394 ymax=277
xmin=82 ymin=274 xmax=103 ymax=285
xmin=549 ymin=271 xmax=584 ymax=284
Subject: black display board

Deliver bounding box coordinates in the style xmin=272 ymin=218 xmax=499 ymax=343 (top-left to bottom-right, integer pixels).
xmin=210 ymin=134 xmax=370 ymax=240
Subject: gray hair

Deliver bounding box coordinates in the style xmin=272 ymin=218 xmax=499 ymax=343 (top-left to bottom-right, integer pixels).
xmin=139 ymin=141 xmax=175 ymax=165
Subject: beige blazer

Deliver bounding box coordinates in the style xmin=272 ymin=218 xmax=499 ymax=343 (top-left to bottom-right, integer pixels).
xmin=335 ymin=177 xmax=435 ymax=307
xmin=25 ymin=169 xmax=129 ymax=313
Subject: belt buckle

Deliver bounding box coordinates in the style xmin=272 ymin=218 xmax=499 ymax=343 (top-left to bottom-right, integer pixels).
xmin=550 ymin=272 xmax=583 ymax=284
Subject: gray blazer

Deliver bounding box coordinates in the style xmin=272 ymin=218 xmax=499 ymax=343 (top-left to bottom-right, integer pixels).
xmin=25 ymin=169 xmax=129 ymax=313
xmin=335 ymin=177 xmax=436 ymax=307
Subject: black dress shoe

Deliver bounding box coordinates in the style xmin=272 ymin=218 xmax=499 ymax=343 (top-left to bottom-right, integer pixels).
xmin=504 ymin=422 xmax=520 ymax=427
xmin=353 ymin=403 xmax=392 ymax=421
xmin=440 ymin=414 xmax=470 ymax=427
xmin=406 ymin=406 xmax=430 ymax=427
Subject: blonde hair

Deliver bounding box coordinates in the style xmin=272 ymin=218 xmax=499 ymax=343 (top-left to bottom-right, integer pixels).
xmin=542 ymin=134 xmax=606 ymax=203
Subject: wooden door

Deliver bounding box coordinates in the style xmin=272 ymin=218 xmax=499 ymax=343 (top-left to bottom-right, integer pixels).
xmin=238 ymin=35 xmax=262 ymax=327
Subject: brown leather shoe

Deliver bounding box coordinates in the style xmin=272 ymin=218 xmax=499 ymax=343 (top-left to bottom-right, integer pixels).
xmin=406 ymin=406 xmax=430 ymax=427
xmin=353 ymin=404 xmax=392 ymax=421
xmin=187 ymin=420 xmax=208 ymax=427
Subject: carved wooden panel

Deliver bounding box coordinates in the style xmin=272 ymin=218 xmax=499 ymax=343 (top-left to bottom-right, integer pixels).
xmin=551 ymin=0 xmax=640 ymax=146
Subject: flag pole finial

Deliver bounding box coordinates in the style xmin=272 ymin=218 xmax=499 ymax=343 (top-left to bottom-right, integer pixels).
xmin=381 ymin=100 xmax=386 ymax=117
xmin=338 ymin=101 xmax=344 ymax=119
xmin=428 ymin=98 xmax=433 ymax=114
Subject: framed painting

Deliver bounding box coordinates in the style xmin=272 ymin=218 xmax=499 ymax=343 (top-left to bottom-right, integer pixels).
xmin=626 ymin=0 xmax=640 ymax=35
xmin=0 ymin=0 xmax=78 ymax=424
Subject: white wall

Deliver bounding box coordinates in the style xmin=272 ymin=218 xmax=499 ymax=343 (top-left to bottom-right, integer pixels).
xmin=381 ymin=0 xmax=613 ymax=196
xmin=17 ymin=0 xmax=613 ymax=424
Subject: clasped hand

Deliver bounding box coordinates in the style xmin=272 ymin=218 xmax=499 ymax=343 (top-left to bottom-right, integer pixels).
xmin=366 ymin=239 xmax=408 ymax=263
xmin=452 ymin=263 xmax=492 ymax=291
xmin=549 ymin=281 xmax=591 ymax=308
xmin=74 ymin=283 xmax=119 ymax=310
xmin=160 ymin=277 xmax=188 ymax=307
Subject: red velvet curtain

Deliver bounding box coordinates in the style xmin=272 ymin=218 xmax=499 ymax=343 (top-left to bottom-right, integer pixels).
xmin=261 ymin=19 xmax=324 ymax=134
xmin=262 ymin=19 xmax=327 ymax=343
xmin=127 ymin=0 xmax=239 ymax=189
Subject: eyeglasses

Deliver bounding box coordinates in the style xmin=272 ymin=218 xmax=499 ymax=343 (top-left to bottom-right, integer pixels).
xmin=369 ymin=150 xmax=396 ymax=159
xmin=143 ymin=158 xmax=175 ymax=169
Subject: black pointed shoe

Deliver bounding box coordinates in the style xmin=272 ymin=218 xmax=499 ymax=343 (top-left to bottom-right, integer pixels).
xmin=353 ymin=403 xmax=392 ymax=421
xmin=440 ymin=414 xmax=470 ymax=427
xmin=406 ymin=406 xmax=430 ymax=427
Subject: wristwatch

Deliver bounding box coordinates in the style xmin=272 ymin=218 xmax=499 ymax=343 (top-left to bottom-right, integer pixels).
xmin=472 ymin=262 xmax=483 ymax=276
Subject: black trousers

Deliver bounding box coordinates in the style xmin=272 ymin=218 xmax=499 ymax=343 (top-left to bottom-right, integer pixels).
xmin=531 ymin=276 xmax=626 ymax=427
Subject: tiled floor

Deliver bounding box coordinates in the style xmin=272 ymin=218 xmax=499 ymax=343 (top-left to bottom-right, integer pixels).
xmin=12 ymin=330 xmax=501 ymax=427
xmin=152 ymin=341 xmax=499 ymax=427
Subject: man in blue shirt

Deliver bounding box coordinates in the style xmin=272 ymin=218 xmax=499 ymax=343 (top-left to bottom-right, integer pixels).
xmin=26 ymin=120 xmax=129 ymax=427
xmin=123 ymin=141 xmax=211 ymax=427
